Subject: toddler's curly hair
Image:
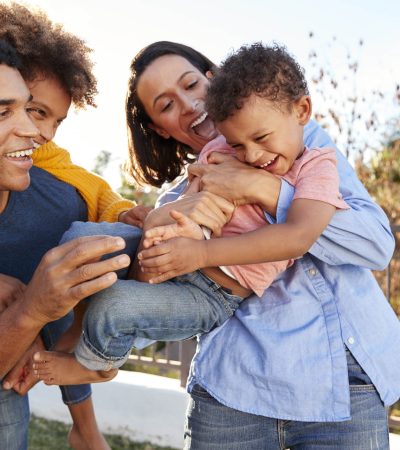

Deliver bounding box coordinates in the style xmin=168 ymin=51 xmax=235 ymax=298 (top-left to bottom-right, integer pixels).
xmin=0 ymin=2 xmax=97 ymax=108
xmin=206 ymin=42 xmax=308 ymax=122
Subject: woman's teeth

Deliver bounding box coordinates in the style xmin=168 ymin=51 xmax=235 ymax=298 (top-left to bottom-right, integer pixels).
xmin=6 ymin=149 xmax=33 ymax=158
xmin=191 ymin=112 xmax=207 ymax=128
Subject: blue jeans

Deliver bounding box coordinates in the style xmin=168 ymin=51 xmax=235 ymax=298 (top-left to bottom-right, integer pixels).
xmin=0 ymin=383 xmax=29 ymax=450
xmin=184 ymin=350 xmax=389 ymax=449
xmin=75 ymin=270 xmax=243 ymax=370
xmin=41 ymin=221 xmax=143 ymax=404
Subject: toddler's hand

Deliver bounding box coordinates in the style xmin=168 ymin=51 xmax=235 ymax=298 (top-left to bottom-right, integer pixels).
xmin=143 ymin=210 xmax=204 ymax=248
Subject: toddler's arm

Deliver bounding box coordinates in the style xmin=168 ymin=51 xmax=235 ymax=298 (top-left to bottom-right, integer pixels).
xmin=137 ymin=198 xmax=336 ymax=283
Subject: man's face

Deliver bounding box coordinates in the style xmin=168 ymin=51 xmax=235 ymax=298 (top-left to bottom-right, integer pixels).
xmin=0 ymin=64 xmax=38 ymax=210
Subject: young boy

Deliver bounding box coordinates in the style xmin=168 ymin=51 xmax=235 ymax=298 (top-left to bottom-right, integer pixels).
xmin=32 ymin=43 xmax=348 ymax=385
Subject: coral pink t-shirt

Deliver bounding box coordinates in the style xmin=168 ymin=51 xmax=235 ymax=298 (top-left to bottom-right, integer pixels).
xmin=198 ymin=135 xmax=349 ymax=297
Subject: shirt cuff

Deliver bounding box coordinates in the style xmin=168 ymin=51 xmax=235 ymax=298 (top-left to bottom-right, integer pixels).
xmin=264 ymin=179 xmax=295 ymax=224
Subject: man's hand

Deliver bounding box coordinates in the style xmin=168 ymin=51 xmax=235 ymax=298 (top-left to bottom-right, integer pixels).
xmin=21 ymin=235 xmax=130 ymax=325
xmin=143 ymin=210 xmax=204 ymax=248
xmin=0 ymin=274 xmax=25 ymax=314
xmin=138 ymin=237 xmax=207 ymax=283
xmin=2 ymin=335 xmax=45 ymax=395
xmin=119 ymin=205 xmax=153 ymax=228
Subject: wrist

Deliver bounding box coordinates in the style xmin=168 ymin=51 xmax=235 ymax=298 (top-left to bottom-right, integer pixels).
xmin=18 ymin=292 xmax=49 ymax=329
xmin=200 ymin=239 xmax=212 ymax=268
xmin=250 ymin=171 xmax=281 ymax=216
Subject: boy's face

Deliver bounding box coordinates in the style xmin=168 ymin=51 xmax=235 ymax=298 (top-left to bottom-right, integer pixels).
xmin=26 ymin=76 xmax=71 ymax=146
xmin=0 ymin=64 xmax=37 ymax=210
xmin=216 ymin=94 xmax=311 ymax=176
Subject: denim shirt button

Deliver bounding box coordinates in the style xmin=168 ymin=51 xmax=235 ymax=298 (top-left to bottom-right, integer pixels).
xmin=308 ymin=268 xmax=317 ymax=276
xmin=348 ymin=336 xmax=355 ymax=345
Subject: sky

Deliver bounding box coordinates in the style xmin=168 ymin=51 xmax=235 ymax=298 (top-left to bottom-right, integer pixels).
xmin=22 ymin=0 xmax=400 ymax=187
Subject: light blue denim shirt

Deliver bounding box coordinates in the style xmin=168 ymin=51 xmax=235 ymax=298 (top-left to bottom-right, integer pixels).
xmin=157 ymin=120 xmax=400 ymax=422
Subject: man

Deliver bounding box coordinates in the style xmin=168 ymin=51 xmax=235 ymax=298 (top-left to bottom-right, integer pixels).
xmin=0 ymin=40 xmax=130 ymax=450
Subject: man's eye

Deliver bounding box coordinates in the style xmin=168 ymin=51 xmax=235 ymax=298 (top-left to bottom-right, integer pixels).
xmin=0 ymin=109 xmax=11 ymax=119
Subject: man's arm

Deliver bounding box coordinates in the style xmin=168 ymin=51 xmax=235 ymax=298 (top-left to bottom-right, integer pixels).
xmin=0 ymin=235 xmax=130 ymax=377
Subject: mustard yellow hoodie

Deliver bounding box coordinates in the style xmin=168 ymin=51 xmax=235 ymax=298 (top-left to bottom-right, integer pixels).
xmin=32 ymin=141 xmax=135 ymax=222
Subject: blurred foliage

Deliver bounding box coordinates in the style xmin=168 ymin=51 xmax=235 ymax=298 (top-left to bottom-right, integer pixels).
xmin=308 ymin=32 xmax=399 ymax=314
xmin=29 ymin=415 xmax=176 ymax=450
xmin=92 ymin=149 xmax=113 ymax=177
xmin=307 ymin=32 xmax=399 ymax=160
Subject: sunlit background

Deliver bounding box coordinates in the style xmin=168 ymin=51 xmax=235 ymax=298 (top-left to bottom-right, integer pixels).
xmin=22 ymin=0 xmax=400 ymax=188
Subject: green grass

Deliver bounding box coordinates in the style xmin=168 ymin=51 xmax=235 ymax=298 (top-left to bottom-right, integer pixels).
xmin=28 ymin=415 xmax=177 ymax=450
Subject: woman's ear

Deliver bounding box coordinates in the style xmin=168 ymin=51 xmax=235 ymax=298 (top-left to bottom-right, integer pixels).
xmin=295 ymin=96 xmax=312 ymax=125
xmin=148 ymin=123 xmax=170 ymax=139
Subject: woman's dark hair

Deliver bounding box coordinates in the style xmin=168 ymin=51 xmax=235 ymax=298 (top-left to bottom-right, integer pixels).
xmin=0 ymin=2 xmax=97 ymax=108
xmin=206 ymin=42 xmax=309 ymax=123
xmin=126 ymin=41 xmax=215 ymax=187
xmin=0 ymin=40 xmax=21 ymax=69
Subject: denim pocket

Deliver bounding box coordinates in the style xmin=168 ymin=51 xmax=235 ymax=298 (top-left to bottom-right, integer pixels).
xmin=191 ymin=384 xmax=214 ymax=399
xmin=346 ymin=348 xmax=374 ymax=386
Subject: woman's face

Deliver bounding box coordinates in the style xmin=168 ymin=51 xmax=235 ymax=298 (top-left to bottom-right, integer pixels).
xmin=137 ymin=54 xmax=219 ymax=153
xmin=26 ymin=76 xmax=71 ymax=146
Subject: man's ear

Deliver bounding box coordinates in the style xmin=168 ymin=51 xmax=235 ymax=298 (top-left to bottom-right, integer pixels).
xmin=148 ymin=123 xmax=170 ymax=139
xmin=295 ymin=95 xmax=312 ymax=125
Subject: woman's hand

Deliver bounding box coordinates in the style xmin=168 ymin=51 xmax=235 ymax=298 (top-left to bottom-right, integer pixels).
xmin=188 ymin=152 xmax=282 ymax=216
xmin=0 ymin=274 xmax=26 ymax=314
xmin=144 ymin=190 xmax=234 ymax=237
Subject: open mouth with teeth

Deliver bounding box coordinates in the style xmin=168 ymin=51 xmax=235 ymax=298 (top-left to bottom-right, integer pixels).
xmin=190 ymin=112 xmax=218 ymax=140
xmin=259 ymin=155 xmax=278 ymax=169
xmin=5 ymin=149 xmax=34 ymax=159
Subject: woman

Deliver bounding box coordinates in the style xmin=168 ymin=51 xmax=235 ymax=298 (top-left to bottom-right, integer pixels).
xmin=123 ymin=41 xmax=399 ymax=449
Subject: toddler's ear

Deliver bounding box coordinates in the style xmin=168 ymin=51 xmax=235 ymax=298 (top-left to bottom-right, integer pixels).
xmin=205 ymin=70 xmax=214 ymax=79
xmin=295 ymin=96 xmax=312 ymax=125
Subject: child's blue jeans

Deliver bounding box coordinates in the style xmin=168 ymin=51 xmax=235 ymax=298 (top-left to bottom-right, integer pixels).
xmin=53 ymin=220 xmax=243 ymax=372
xmin=75 ymin=270 xmax=243 ymax=370
xmin=40 ymin=221 xmax=142 ymax=404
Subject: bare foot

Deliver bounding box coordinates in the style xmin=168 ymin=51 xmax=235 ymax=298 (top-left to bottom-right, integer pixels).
xmin=32 ymin=351 xmax=117 ymax=385
xmin=3 ymin=335 xmax=45 ymax=395
xmin=68 ymin=424 xmax=111 ymax=450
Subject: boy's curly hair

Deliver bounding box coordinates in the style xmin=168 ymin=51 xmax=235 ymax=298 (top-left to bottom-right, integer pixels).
xmin=206 ymin=42 xmax=309 ymax=122
xmin=0 ymin=2 xmax=97 ymax=108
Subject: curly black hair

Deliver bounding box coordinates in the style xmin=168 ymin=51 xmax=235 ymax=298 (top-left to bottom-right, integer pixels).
xmin=0 ymin=3 xmax=97 ymax=108
xmin=126 ymin=41 xmax=216 ymax=187
xmin=0 ymin=39 xmax=21 ymax=69
xmin=206 ymin=42 xmax=309 ymax=122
